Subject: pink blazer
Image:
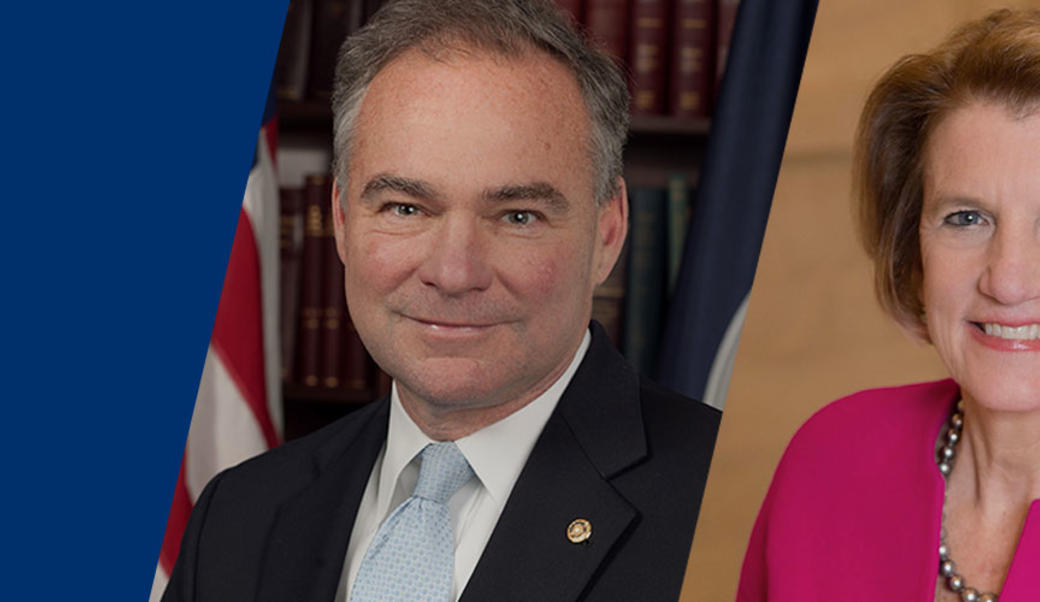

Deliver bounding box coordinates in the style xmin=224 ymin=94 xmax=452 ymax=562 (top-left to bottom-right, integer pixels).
xmin=737 ymin=379 xmax=1040 ymax=601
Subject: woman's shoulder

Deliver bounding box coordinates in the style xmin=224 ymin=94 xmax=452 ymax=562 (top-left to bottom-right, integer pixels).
xmin=776 ymin=379 xmax=958 ymax=479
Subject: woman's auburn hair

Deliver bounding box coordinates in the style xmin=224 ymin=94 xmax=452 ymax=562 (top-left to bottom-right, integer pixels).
xmin=854 ymin=8 xmax=1040 ymax=337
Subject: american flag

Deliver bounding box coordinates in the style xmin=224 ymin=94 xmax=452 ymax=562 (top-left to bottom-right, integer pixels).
xmin=150 ymin=106 xmax=283 ymax=600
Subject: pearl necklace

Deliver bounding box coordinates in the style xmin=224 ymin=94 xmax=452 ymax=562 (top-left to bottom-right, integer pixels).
xmin=936 ymin=400 xmax=999 ymax=602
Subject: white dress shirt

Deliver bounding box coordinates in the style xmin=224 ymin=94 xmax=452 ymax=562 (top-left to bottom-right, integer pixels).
xmin=335 ymin=331 xmax=591 ymax=601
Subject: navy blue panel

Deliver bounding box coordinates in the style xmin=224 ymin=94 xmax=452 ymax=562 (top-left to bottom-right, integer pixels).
xmin=0 ymin=0 xmax=289 ymax=598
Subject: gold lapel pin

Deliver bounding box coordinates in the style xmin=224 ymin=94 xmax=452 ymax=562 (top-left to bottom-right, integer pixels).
xmin=567 ymin=518 xmax=592 ymax=543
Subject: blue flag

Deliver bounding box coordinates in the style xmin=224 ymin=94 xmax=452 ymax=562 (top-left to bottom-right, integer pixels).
xmin=656 ymin=0 xmax=818 ymax=408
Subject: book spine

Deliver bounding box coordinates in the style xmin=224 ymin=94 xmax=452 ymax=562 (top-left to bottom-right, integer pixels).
xmin=552 ymin=0 xmax=584 ymax=22
xmin=585 ymin=0 xmax=630 ymax=63
xmin=296 ymin=174 xmax=328 ymax=387
xmin=274 ymin=0 xmax=313 ymax=102
xmin=320 ymin=185 xmax=344 ymax=388
xmin=279 ymin=187 xmax=305 ymax=383
xmin=716 ymin=0 xmax=740 ymax=91
xmin=630 ymin=0 xmax=669 ymax=115
xmin=623 ymin=187 xmax=668 ymax=375
xmin=670 ymin=0 xmax=715 ymax=118
xmin=342 ymin=319 xmax=369 ymax=389
xmin=307 ymin=0 xmax=363 ymax=100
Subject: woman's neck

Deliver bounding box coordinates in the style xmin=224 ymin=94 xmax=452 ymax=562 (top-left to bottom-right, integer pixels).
xmin=956 ymin=399 xmax=1040 ymax=514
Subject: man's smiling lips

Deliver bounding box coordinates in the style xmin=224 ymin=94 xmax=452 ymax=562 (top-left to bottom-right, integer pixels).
xmin=403 ymin=315 xmax=502 ymax=335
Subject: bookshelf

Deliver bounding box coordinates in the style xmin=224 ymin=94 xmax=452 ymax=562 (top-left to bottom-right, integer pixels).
xmin=276 ymin=0 xmax=735 ymax=441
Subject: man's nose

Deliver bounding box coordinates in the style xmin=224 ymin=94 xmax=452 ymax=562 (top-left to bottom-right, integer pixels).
xmin=978 ymin=222 xmax=1040 ymax=306
xmin=416 ymin=215 xmax=494 ymax=296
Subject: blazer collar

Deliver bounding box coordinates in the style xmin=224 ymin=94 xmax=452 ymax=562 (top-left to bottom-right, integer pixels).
xmin=257 ymin=400 xmax=390 ymax=602
xmin=256 ymin=322 xmax=644 ymax=602
xmin=460 ymin=321 xmax=647 ymax=601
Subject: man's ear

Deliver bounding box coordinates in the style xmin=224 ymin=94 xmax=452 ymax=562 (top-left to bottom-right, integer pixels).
xmin=332 ymin=179 xmax=348 ymax=263
xmin=593 ymin=177 xmax=628 ymax=286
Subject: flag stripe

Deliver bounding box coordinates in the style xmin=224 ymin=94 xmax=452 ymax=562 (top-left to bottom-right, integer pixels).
xmin=210 ymin=207 xmax=279 ymax=448
xmin=158 ymin=459 xmax=193 ymax=575
xmin=151 ymin=124 xmax=282 ymax=602
xmin=186 ymin=345 xmax=272 ymax=496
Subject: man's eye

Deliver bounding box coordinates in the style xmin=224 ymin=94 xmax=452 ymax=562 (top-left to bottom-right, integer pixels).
xmin=942 ymin=210 xmax=985 ymax=227
xmin=386 ymin=203 xmax=419 ymax=217
xmin=504 ymin=211 xmax=538 ymax=226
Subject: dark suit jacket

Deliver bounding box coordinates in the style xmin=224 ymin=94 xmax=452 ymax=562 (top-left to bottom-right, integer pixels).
xmin=163 ymin=323 xmax=720 ymax=601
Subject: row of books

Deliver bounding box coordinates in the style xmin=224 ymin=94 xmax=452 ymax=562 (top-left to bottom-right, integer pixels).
xmin=279 ymin=172 xmax=694 ymax=392
xmin=555 ymin=0 xmax=740 ymax=118
xmin=274 ymin=0 xmax=383 ymax=103
xmin=280 ymin=174 xmax=378 ymax=391
xmin=273 ymin=0 xmax=740 ymax=120
xmin=617 ymin=177 xmax=695 ymax=376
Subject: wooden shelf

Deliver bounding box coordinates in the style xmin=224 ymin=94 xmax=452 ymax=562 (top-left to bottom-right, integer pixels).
xmin=629 ymin=114 xmax=711 ymax=137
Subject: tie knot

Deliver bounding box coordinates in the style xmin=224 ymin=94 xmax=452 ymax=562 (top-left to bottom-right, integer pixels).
xmin=413 ymin=442 xmax=474 ymax=504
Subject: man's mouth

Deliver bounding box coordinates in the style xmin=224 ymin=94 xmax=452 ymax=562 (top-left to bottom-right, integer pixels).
xmin=408 ymin=316 xmax=497 ymax=330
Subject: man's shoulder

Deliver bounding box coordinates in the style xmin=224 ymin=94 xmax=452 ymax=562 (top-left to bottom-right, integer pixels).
xmin=214 ymin=399 xmax=388 ymax=499
xmin=638 ymin=376 xmax=721 ymax=448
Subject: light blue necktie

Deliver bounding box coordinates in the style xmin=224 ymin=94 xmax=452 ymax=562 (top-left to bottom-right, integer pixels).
xmin=350 ymin=442 xmax=474 ymax=602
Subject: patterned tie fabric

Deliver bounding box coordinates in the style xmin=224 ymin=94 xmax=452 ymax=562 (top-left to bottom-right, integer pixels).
xmin=351 ymin=442 xmax=475 ymax=602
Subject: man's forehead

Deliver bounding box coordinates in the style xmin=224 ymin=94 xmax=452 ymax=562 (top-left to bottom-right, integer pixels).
xmin=361 ymin=42 xmax=588 ymax=120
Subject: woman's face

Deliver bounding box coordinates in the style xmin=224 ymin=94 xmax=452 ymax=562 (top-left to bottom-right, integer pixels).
xmin=919 ymin=102 xmax=1040 ymax=412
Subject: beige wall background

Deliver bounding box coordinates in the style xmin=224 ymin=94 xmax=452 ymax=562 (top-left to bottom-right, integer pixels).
xmin=679 ymin=0 xmax=1037 ymax=600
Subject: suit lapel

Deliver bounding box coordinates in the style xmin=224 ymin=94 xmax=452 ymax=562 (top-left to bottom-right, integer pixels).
xmin=461 ymin=324 xmax=646 ymax=601
xmin=257 ymin=401 xmax=390 ymax=602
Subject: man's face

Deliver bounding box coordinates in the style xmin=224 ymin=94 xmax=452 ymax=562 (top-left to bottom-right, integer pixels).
xmin=333 ymin=47 xmax=626 ymax=430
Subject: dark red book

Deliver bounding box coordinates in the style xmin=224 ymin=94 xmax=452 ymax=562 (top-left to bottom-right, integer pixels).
xmin=341 ymin=319 xmax=369 ymax=389
xmin=319 ymin=190 xmax=344 ymax=388
xmin=553 ymin=0 xmax=584 ymax=22
xmin=670 ymin=0 xmax=715 ymax=118
xmin=716 ymin=0 xmax=740 ymax=91
xmin=307 ymin=0 xmax=364 ymax=99
xmin=585 ymin=0 xmax=630 ymax=63
xmin=295 ymin=174 xmax=329 ymax=387
xmin=273 ymin=0 xmax=313 ymax=102
xmin=630 ymin=0 xmax=669 ymax=115
xmin=279 ymin=187 xmax=304 ymax=382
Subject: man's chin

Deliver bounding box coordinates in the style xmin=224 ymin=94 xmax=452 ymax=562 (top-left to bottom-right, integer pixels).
xmin=399 ymin=378 xmax=508 ymax=411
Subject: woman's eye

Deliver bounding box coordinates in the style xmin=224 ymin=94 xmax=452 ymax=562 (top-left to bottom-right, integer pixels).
xmin=942 ymin=210 xmax=985 ymax=227
xmin=504 ymin=211 xmax=537 ymax=226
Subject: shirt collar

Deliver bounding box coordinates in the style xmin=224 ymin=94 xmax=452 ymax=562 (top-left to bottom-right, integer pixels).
xmin=376 ymin=329 xmax=592 ymax=512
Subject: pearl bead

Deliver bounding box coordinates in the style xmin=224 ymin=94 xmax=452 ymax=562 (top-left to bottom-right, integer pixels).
xmin=937 ymin=405 xmax=998 ymax=602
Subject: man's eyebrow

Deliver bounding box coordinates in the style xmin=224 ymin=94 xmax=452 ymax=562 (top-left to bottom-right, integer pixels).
xmin=481 ymin=182 xmax=570 ymax=211
xmin=361 ymin=174 xmax=441 ymax=201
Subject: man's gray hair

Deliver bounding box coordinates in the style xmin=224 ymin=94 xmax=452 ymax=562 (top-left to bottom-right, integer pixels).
xmin=331 ymin=0 xmax=630 ymax=206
